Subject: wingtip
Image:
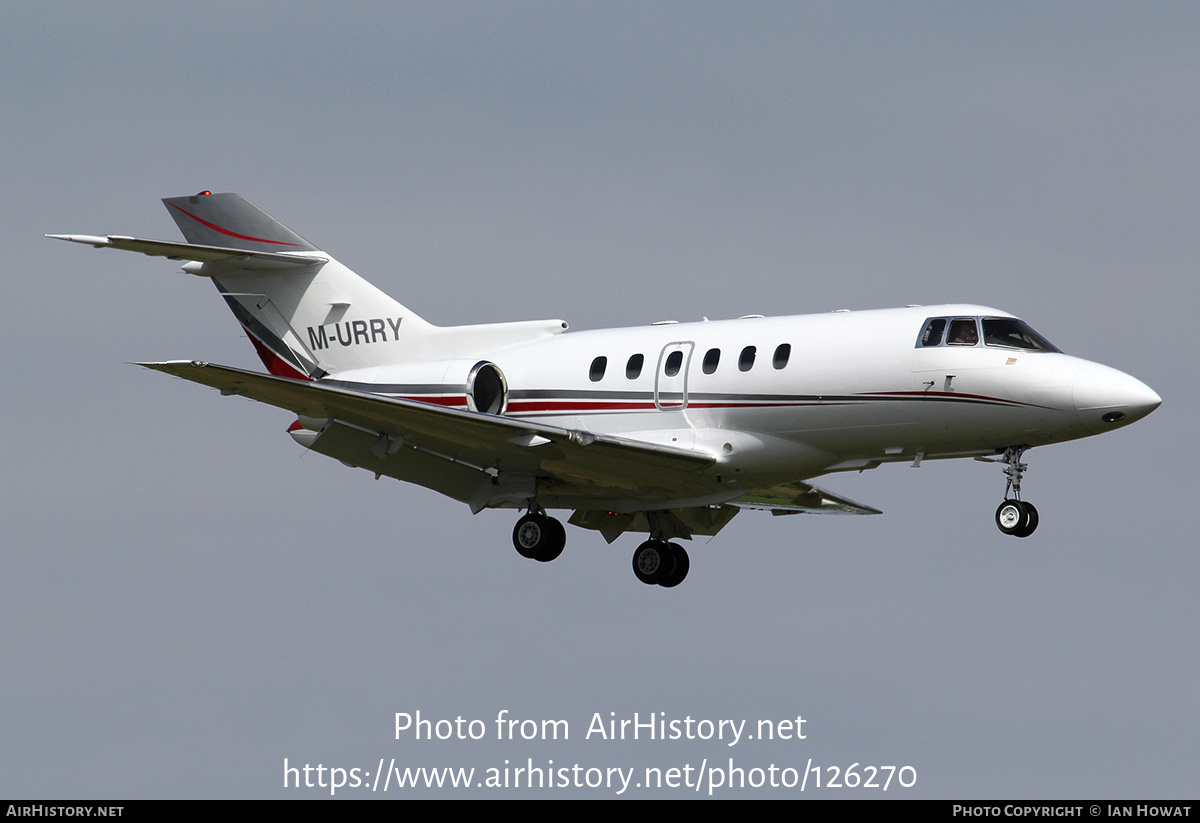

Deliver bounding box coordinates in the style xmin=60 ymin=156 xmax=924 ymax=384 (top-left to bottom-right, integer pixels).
xmin=47 ymin=233 xmax=110 ymax=247
xmin=134 ymin=360 xmax=209 ymax=371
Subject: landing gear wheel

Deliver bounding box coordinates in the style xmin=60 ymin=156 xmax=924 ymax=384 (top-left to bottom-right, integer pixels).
xmin=513 ymin=513 xmax=546 ymax=558
xmin=1013 ymin=501 xmax=1039 ymax=538
xmin=632 ymin=540 xmax=671 ymax=585
xmin=538 ymin=517 xmax=567 ymax=562
xmin=995 ymin=500 xmax=1025 ymax=535
xmin=513 ymin=513 xmax=566 ymax=561
xmin=658 ymin=542 xmax=690 ymax=588
xmin=996 ymin=499 xmax=1039 ymax=537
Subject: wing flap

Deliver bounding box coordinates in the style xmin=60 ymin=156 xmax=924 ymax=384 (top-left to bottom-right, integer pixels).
xmin=729 ymin=481 xmax=882 ymax=515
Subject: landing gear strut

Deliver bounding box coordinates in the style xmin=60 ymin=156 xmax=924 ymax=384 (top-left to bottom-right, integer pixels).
xmin=979 ymin=446 xmax=1039 ymax=538
xmin=512 ymin=509 xmax=566 ymax=562
xmin=632 ymin=540 xmax=689 ymax=587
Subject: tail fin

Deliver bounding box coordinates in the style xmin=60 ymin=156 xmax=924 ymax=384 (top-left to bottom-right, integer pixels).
xmin=162 ymin=192 xmax=319 ymax=252
xmin=55 ymin=192 xmax=568 ymax=379
xmin=162 ymin=192 xmax=432 ymax=380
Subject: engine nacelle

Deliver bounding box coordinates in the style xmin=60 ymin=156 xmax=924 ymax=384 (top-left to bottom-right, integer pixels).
xmin=464 ymin=360 xmax=508 ymax=414
xmin=327 ymin=358 xmax=510 ymax=415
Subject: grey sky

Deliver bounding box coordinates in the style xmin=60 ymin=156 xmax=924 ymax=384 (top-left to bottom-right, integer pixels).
xmin=2 ymin=2 xmax=1196 ymax=797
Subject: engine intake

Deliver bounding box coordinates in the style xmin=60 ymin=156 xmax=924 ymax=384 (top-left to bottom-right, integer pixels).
xmin=467 ymin=361 xmax=508 ymax=415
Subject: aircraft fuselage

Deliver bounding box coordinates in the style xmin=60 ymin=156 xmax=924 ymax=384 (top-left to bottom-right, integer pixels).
xmin=325 ymin=303 xmax=1157 ymax=509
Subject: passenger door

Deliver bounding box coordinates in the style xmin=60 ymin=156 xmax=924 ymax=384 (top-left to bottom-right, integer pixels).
xmin=654 ymin=342 xmax=694 ymax=410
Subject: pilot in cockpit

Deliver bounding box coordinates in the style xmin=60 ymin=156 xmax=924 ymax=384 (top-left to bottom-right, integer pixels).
xmin=947 ymin=318 xmax=979 ymax=346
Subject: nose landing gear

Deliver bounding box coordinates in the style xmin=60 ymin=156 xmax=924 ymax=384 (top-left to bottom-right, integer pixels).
xmin=995 ymin=498 xmax=1039 ymax=537
xmin=979 ymin=446 xmax=1039 ymax=538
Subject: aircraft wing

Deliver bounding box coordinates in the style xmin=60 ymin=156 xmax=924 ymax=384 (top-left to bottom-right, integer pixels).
xmin=140 ymin=361 xmax=716 ymax=509
xmin=729 ymin=482 xmax=882 ymax=515
xmin=47 ymin=234 xmax=325 ymax=270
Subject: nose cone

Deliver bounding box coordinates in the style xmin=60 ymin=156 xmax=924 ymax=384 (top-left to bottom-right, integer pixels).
xmin=1073 ymin=360 xmax=1161 ymax=433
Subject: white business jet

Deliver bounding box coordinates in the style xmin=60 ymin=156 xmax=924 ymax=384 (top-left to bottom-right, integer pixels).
xmin=51 ymin=192 xmax=1161 ymax=587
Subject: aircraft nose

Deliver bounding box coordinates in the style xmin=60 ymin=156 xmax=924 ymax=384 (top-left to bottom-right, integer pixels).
xmin=1072 ymin=360 xmax=1161 ymax=433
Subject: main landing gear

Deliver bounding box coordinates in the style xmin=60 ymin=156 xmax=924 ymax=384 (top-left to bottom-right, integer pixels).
xmin=632 ymin=540 xmax=690 ymax=588
xmin=510 ymin=508 xmax=691 ymax=587
xmin=979 ymin=446 xmax=1039 ymax=538
xmin=512 ymin=509 xmax=566 ymax=562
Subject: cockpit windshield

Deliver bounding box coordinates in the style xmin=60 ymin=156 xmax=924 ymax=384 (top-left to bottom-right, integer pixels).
xmin=917 ymin=315 xmax=1059 ymax=352
xmin=981 ymin=318 xmax=1058 ymax=352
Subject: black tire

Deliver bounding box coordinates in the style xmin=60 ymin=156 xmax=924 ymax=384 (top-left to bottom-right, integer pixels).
xmin=658 ymin=542 xmax=690 ymax=588
xmin=995 ymin=500 xmax=1025 ymax=535
xmin=513 ymin=513 xmax=547 ymax=559
xmin=536 ymin=517 xmax=567 ymax=562
xmin=1013 ymin=501 xmax=1039 ymax=538
xmin=632 ymin=540 xmax=669 ymax=585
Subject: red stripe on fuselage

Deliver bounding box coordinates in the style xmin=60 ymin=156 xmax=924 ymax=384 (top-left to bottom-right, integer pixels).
xmin=858 ymin=390 xmax=1047 ymax=409
xmin=506 ymin=401 xmax=655 ymax=412
xmin=504 ymin=400 xmax=828 ymax=413
xmin=397 ymin=395 xmax=467 ymax=407
xmin=357 ymin=389 xmax=1032 ymax=414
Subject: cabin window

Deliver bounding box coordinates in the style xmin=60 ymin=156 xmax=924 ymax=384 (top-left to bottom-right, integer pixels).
xmin=589 ymin=356 xmax=607 ymax=382
xmin=773 ymin=343 xmax=791 ymax=369
xmin=702 ymin=348 xmax=720 ymax=374
xmin=920 ymin=319 xmax=946 ymax=347
xmin=738 ymin=345 xmax=756 ymax=372
xmin=626 ymin=353 xmax=644 ymax=379
xmin=664 ymin=350 xmax=683 ymax=377
xmin=946 ymin=318 xmax=979 ymax=346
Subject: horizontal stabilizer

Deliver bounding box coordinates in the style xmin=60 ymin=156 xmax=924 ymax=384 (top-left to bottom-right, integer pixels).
xmin=47 ymin=234 xmax=327 ymax=271
xmin=730 ymin=482 xmax=882 ymax=515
